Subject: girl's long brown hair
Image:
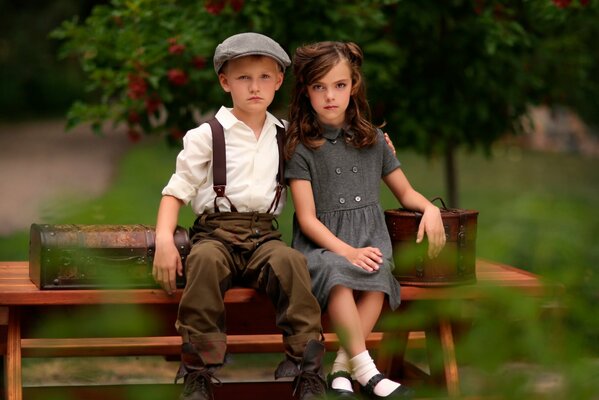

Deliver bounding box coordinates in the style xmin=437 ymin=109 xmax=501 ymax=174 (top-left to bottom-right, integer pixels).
xmin=285 ymin=41 xmax=378 ymax=160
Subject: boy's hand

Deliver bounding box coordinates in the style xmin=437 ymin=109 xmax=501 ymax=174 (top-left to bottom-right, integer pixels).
xmin=384 ymin=132 xmax=396 ymax=156
xmin=343 ymin=246 xmax=383 ymax=272
xmin=417 ymin=205 xmax=446 ymax=259
xmin=152 ymin=239 xmax=183 ymax=295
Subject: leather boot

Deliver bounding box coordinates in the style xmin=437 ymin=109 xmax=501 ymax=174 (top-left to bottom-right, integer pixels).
xmin=293 ymin=339 xmax=327 ymax=400
xmin=176 ymin=343 xmax=222 ymax=400
xmin=178 ymin=366 xmax=220 ymax=400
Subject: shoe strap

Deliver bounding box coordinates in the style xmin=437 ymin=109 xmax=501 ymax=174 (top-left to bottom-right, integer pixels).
xmin=327 ymin=370 xmax=352 ymax=385
xmin=364 ymin=373 xmax=385 ymax=395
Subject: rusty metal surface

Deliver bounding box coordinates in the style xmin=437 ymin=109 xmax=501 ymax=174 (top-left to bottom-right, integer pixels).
xmin=29 ymin=224 xmax=190 ymax=289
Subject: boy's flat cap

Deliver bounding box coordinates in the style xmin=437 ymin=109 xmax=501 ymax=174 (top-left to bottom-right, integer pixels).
xmin=213 ymin=32 xmax=291 ymax=74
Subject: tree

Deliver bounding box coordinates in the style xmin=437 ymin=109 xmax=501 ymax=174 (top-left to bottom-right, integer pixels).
xmin=363 ymin=0 xmax=598 ymax=206
xmin=52 ymin=0 xmax=599 ymax=204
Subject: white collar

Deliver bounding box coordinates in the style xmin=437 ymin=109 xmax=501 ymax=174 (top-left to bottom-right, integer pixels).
xmin=215 ymin=106 xmax=284 ymax=131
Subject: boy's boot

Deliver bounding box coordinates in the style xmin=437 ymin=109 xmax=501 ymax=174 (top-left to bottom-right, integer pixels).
xmin=176 ymin=343 xmax=221 ymax=400
xmin=293 ymin=339 xmax=327 ymax=400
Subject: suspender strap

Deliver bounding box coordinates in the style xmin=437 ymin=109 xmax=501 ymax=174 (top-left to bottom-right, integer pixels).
xmin=208 ymin=117 xmax=285 ymax=214
xmin=266 ymin=123 xmax=286 ymax=214
xmin=208 ymin=118 xmax=237 ymax=213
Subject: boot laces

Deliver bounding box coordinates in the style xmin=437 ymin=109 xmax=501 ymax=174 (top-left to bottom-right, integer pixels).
xmin=293 ymin=370 xmax=326 ymax=398
xmin=182 ymin=369 xmax=222 ymax=399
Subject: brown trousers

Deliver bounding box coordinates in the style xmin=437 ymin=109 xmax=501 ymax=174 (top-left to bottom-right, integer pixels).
xmin=176 ymin=212 xmax=322 ymax=366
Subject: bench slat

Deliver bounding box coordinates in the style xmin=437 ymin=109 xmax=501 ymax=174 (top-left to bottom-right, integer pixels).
xmin=0 ymin=260 xmax=550 ymax=305
xmin=20 ymin=332 xmax=425 ymax=358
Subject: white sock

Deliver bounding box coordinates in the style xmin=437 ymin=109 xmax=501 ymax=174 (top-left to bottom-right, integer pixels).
xmin=351 ymin=350 xmax=401 ymax=397
xmin=331 ymin=349 xmax=353 ymax=391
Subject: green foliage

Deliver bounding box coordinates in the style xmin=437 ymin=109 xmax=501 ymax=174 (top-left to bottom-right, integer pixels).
xmin=0 ymin=1 xmax=89 ymax=119
xmin=51 ymin=0 xmax=599 ymax=155
xmin=50 ymin=0 xmax=390 ymax=142
xmin=370 ymin=0 xmax=599 ymax=156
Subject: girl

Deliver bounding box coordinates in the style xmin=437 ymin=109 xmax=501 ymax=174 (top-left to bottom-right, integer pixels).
xmin=285 ymin=41 xmax=446 ymax=399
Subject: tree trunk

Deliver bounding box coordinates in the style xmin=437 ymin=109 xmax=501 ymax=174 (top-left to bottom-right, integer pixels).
xmin=444 ymin=144 xmax=459 ymax=208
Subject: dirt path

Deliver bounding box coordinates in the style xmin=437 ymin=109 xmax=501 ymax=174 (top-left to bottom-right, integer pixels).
xmin=0 ymin=119 xmax=131 ymax=236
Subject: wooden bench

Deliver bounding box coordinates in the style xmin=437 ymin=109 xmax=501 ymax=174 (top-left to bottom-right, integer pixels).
xmin=0 ymin=259 xmax=548 ymax=400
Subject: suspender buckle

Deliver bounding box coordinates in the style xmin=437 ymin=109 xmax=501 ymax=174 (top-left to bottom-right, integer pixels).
xmin=213 ymin=185 xmax=226 ymax=197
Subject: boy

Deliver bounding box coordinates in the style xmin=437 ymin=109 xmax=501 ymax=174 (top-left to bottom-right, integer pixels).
xmin=152 ymin=32 xmax=326 ymax=400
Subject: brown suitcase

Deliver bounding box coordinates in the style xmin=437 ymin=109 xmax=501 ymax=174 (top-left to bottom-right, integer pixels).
xmin=385 ymin=199 xmax=479 ymax=286
xmin=29 ymin=224 xmax=190 ymax=289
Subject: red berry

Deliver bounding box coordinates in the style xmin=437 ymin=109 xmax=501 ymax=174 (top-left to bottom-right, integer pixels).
xmin=167 ymin=69 xmax=189 ymax=86
xmin=127 ymin=110 xmax=141 ymax=124
xmin=230 ymin=0 xmax=244 ymax=12
xmin=552 ymin=0 xmax=572 ymax=8
xmin=127 ymin=74 xmax=147 ymax=100
xmin=170 ymin=128 xmax=185 ymax=140
xmin=127 ymin=128 xmax=142 ymax=143
xmin=205 ymin=0 xmax=225 ymax=15
xmin=145 ymin=96 xmax=161 ymax=115
xmin=169 ymin=43 xmax=186 ymax=55
xmin=192 ymin=56 xmax=207 ymax=70
xmin=473 ymin=0 xmax=485 ymax=14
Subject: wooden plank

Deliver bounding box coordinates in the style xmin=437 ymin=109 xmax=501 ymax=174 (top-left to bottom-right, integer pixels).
xmin=19 ymin=332 xmax=425 ymax=358
xmin=5 ymin=308 xmax=22 ymax=400
xmin=22 ymin=381 xmax=295 ymax=400
xmin=0 ymin=259 xmax=548 ymax=305
xmin=439 ymin=320 xmax=460 ymax=398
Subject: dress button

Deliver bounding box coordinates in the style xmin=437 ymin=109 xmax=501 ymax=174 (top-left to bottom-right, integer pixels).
xmin=352 ymin=166 xmax=358 ymax=173
xmin=332 ymin=140 xmax=337 ymax=144
xmin=355 ymin=196 xmax=361 ymax=202
xmin=335 ymin=168 xmax=342 ymax=174
xmin=339 ymin=198 xmax=346 ymax=204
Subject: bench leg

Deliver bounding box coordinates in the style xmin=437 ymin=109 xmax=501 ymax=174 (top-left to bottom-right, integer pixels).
xmin=425 ymin=319 xmax=460 ymax=398
xmin=375 ymin=330 xmax=410 ymax=379
xmin=5 ymin=307 xmax=22 ymax=400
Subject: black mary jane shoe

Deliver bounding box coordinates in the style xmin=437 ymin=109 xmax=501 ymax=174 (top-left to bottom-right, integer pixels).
xmin=326 ymin=370 xmax=357 ymax=398
xmin=360 ymin=373 xmax=414 ymax=400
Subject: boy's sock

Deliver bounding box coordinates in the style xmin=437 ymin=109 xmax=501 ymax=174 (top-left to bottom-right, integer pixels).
xmin=351 ymin=350 xmax=401 ymax=397
xmin=330 ymin=348 xmax=353 ymax=391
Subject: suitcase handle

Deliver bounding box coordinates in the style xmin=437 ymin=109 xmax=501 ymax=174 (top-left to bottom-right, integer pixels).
xmin=430 ymin=196 xmax=448 ymax=210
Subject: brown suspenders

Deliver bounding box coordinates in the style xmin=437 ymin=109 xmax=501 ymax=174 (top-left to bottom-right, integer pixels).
xmin=207 ymin=117 xmax=285 ymax=214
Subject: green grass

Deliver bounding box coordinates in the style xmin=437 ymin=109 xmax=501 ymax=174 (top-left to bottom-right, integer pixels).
xmin=5 ymin=140 xmax=598 ymax=279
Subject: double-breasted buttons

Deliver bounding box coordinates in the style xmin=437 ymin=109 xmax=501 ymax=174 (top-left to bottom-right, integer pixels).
xmin=335 ymin=168 xmax=342 ymax=174
xmin=355 ymin=196 xmax=361 ymax=202
xmin=352 ymin=166 xmax=358 ymax=173
xmin=339 ymin=198 xmax=346 ymax=204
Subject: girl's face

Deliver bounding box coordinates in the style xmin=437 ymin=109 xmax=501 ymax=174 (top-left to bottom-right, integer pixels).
xmin=306 ymin=60 xmax=352 ymax=128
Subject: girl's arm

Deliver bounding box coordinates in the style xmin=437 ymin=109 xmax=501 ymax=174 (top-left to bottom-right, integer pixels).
xmin=289 ymin=179 xmax=383 ymax=272
xmin=383 ymin=168 xmax=446 ymax=258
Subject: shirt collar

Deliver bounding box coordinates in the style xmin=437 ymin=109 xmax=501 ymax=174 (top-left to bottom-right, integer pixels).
xmin=321 ymin=124 xmax=353 ymax=141
xmin=215 ymin=106 xmax=284 ymax=131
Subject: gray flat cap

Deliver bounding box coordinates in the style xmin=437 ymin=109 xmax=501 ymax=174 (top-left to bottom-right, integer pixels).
xmin=213 ymin=32 xmax=291 ymax=74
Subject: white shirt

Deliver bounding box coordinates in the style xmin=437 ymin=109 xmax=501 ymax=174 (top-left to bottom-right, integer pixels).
xmin=162 ymin=106 xmax=287 ymax=215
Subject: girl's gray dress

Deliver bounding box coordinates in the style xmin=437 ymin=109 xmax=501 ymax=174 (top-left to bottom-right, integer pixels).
xmin=286 ymin=125 xmax=402 ymax=311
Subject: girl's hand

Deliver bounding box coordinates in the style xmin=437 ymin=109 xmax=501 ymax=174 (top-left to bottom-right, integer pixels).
xmin=417 ymin=205 xmax=446 ymax=259
xmin=342 ymin=246 xmax=383 ymax=272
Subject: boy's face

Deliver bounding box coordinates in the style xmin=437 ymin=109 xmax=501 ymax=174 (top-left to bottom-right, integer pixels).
xmin=218 ymin=56 xmax=284 ymax=118
xmin=306 ymin=60 xmax=352 ymax=128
